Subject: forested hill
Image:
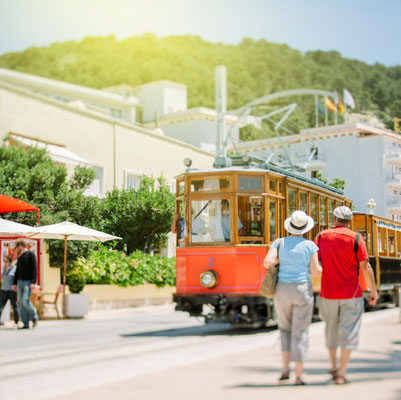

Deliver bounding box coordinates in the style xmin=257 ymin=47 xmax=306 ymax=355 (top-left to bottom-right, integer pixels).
xmin=0 ymin=34 xmax=400 ymax=129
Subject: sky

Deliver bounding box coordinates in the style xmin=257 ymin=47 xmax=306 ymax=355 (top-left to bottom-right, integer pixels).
xmin=0 ymin=0 xmax=400 ymax=66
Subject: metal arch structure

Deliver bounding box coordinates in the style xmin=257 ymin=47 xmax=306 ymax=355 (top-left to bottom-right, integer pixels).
xmin=214 ymin=66 xmax=340 ymax=169
xmin=228 ymin=88 xmax=337 ymax=115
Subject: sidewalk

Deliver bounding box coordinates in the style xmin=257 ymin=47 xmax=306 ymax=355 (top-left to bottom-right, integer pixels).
xmin=55 ymin=307 xmax=401 ymax=400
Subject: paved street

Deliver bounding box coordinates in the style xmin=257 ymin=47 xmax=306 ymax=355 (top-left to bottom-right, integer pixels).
xmin=0 ymin=306 xmax=400 ymax=400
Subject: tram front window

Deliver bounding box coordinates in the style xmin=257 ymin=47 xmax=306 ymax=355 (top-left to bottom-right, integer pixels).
xmin=190 ymin=199 xmax=242 ymax=243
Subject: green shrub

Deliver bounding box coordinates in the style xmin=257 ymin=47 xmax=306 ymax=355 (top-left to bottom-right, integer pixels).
xmin=66 ymin=264 xmax=86 ymax=294
xmin=73 ymin=246 xmax=176 ymax=288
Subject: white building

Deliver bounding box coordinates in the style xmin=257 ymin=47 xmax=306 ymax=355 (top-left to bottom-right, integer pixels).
xmin=231 ymin=122 xmax=401 ymax=220
xmin=0 ymin=68 xmax=214 ymax=196
xmin=106 ymin=80 xmax=247 ymax=153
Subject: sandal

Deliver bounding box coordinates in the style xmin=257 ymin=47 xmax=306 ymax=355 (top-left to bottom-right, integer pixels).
xmin=295 ymin=378 xmax=305 ymax=386
xmin=334 ymin=375 xmax=349 ymax=385
xmin=329 ymin=369 xmax=338 ymax=379
xmin=279 ymin=371 xmax=290 ymax=381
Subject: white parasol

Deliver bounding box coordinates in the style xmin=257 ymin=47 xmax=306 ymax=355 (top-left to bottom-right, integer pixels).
xmin=28 ymin=221 xmax=121 ymax=295
xmin=0 ymin=218 xmax=36 ymax=236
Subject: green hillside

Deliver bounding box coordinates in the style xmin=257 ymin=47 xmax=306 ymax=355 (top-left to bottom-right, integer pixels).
xmin=1 ymin=34 xmax=400 ymax=134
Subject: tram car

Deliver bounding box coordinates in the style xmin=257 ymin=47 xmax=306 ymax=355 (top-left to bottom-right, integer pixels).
xmin=351 ymin=212 xmax=401 ymax=306
xmin=172 ymin=157 xmax=401 ymax=327
xmin=172 ymin=157 xmax=354 ymax=327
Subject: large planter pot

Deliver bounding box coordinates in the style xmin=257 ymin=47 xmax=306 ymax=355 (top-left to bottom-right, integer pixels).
xmin=63 ymin=293 xmax=89 ymax=318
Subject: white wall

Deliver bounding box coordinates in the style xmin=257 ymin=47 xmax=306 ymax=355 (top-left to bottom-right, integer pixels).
xmin=0 ymin=84 xmax=213 ymax=194
xmin=159 ymin=117 xmax=240 ymax=152
xmin=283 ymin=133 xmax=387 ymax=216
xmin=137 ymin=82 xmax=187 ymax=123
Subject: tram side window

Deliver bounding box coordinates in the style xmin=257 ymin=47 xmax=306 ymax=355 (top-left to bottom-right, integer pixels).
xmin=388 ymin=233 xmax=395 ymax=255
xmin=269 ymin=179 xmax=276 ymax=193
xmin=288 ymin=188 xmax=297 ymax=215
xmin=269 ymin=200 xmax=277 ymax=242
xmin=320 ymin=198 xmax=327 ymax=229
xmin=190 ymin=178 xmax=230 ymax=192
xmin=378 ymin=228 xmax=387 ymax=254
xmin=238 ymin=196 xmax=264 ymax=237
xmin=173 ymin=200 xmax=185 ymax=243
xmin=310 ymin=195 xmax=319 ymax=237
xmin=177 ymin=180 xmax=185 ymax=196
xmin=300 ymin=192 xmax=308 ymax=213
xmin=328 ymin=200 xmax=335 ymax=227
xmin=190 ymin=199 xmax=240 ymax=243
xmin=239 ymin=176 xmax=263 ymax=192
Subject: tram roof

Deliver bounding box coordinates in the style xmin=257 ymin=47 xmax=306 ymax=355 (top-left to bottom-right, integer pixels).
xmin=181 ymin=163 xmax=344 ymax=196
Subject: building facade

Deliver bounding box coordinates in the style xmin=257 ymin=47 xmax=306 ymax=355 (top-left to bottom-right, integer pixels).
xmin=232 ymin=123 xmax=401 ymax=220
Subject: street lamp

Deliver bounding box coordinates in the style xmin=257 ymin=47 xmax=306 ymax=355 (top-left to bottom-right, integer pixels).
xmin=367 ymin=198 xmax=376 ymax=214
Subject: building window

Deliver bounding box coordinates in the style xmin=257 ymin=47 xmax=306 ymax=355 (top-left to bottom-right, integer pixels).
xmin=85 ymin=166 xmax=103 ymax=197
xmin=126 ymin=172 xmax=141 ymax=190
xmin=311 ymin=171 xmax=318 ymax=179
xmin=111 ymin=108 xmax=123 ymax=119
xmin=393 ymin=190 xmax=398 ymax=195
xmin=311 ymin=147 xmax=318 ymax=160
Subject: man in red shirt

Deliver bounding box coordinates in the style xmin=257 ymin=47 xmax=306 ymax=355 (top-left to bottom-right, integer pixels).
xmin=314 ymin=206 xmax=378 ymax=384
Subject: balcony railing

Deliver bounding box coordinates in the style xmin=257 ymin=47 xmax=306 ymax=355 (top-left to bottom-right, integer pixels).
xmin=387 ymin=196 xmax=401 ymax=209
xmin=386 ymin=153 xmax=401 ymax=165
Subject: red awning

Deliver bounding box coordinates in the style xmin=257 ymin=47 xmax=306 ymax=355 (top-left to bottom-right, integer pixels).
xmin=0 ymin=195 xmax=40 ymax=222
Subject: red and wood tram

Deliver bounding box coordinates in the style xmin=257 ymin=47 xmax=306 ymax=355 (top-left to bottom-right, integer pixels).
xmin=173 ymin=160 xmax=357 ymax=327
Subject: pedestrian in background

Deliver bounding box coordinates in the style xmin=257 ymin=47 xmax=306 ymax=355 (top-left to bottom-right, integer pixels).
xmin=12 ymin=239 xmax=39 ymax=329
xmin=0 ymin=254 xmax=19 ymax=326
xmin=264 ymin=210 xmax=321 ymax=386
xmin=314 ymin=206 xmax=378 ymax=385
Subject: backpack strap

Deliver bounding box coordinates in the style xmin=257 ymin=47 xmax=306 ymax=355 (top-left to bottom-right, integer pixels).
xmin=354 ymin=232 xmax=361 ymax=275
xmin=354 ymin=233 xmax=360 ymax=258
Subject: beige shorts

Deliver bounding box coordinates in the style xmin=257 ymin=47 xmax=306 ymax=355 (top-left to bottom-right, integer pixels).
xmin=319 ymin=297 xmax=364 ymax=350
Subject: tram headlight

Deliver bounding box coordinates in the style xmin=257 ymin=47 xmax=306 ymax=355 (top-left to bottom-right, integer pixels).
xmin=183 ymin=157 xmax=192 ymax=167
xmin=200 ymin=270 xmax=218 ymax=289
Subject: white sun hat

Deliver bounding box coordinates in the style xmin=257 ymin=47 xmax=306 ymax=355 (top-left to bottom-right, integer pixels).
xmin=333 ymin=206 xmax=353 ymax=221
xmin=284 ymin=210 xmax=315 ymax=235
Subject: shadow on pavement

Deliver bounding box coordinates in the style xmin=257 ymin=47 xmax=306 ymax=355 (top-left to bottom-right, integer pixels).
xmin=121 ymin=323 xmax=276 ymax=338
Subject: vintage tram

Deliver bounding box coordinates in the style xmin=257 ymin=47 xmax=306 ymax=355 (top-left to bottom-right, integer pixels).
xmin=172 ymin=158 xmax=356 ymax=327
xmin=352 ymin=212 xmax=401 ymax=306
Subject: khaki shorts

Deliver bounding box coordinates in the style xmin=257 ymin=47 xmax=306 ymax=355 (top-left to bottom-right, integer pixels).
xmin=319 ymin=297 xmax=364 ymax=350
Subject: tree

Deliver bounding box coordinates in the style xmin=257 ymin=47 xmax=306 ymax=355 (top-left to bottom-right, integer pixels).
xmin=101 ymin=176 xmax=175 ymax=254
xmin=315 ymin=172 xmax=346 ymax=191
xmin=1 ymin=35 xmax=400 ymax=131
xmin=0 ymin=138 xmax=98 ymax=268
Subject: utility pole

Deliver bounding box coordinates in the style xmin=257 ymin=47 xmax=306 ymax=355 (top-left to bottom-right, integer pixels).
xmin=215 ymin=66 xmax=231 ymax=167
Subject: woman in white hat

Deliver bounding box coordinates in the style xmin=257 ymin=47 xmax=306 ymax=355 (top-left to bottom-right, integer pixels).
xmin=264 ymin=210 xmax=322 ymax=385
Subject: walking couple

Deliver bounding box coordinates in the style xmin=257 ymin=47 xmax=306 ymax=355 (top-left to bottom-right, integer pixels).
xmin=263 ymin=206 xmax=378 ymax=386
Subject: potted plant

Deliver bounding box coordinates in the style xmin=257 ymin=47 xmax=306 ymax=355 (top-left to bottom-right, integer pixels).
xmin=63 ymin=265 xmax=89 ymax=318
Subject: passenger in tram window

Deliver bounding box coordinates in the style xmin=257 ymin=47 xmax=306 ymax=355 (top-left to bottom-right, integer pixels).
xmin=263 ymin=210 xmax=322 ymax=386
xmin=171 ymin=208 xmax=205 ymax=240
xmin=314 ymin=206 xmax=378 ymax=385
xmin=210 ymin=199 xmax=243 ymax=242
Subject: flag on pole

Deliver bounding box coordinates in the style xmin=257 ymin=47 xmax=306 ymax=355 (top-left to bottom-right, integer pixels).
xmin=317 ymin=98 xmax=325 ymax=115
xmin=325 ymin=97 xmax=337 ymax=112
xmin=343 ymin=89 xmax=355 ymax=109
xmin=338 ymin=101 xmax=345 ymax=115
